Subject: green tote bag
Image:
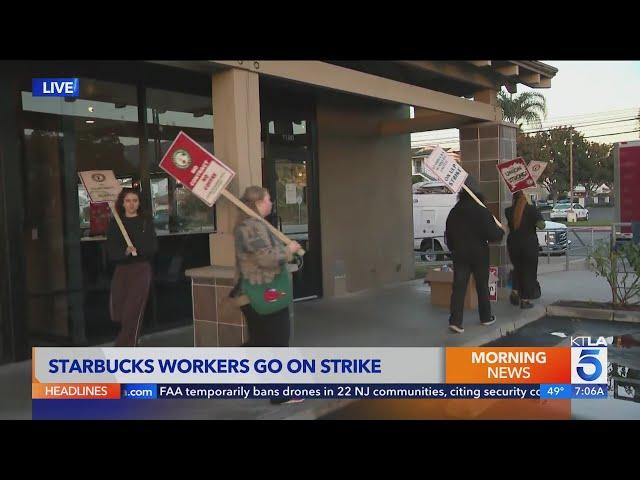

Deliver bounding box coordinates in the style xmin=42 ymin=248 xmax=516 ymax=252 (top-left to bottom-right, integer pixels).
xmin=240 ymin=267 xmax=292 ymax=315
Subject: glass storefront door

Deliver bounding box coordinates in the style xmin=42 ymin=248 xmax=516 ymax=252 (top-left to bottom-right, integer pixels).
xmin=268 ymin=144 xmax=319 ymax=299
xmin=261 ymin=82 xmax=322 ymax=300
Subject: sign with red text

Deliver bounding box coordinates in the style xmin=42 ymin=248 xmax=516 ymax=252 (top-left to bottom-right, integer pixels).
xmin=497 ymin=157 xmax=535 ymax=193
xmin=159 ymin=131 xmax=235 ymax=207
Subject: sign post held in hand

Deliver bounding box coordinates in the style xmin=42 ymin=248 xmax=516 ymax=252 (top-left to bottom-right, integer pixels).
xmin=424 ymin=146 xmax=503 ymax=228
xmin=78 ymin=170 xmax=136 ymax=256
xmin=159 ymin=131 xmax=305 ymax=256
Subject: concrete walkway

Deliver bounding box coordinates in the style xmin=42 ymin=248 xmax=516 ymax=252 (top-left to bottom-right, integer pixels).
xmin=1 ymin=268 xmax=612 ymax=420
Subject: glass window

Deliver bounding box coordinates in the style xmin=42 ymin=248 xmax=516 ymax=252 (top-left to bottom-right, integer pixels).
xmin=292 ymin=120 xmax=306 ymax=135
xmin=20 ymin=77 xmax=140 ymax=343
xmin=275 ymin=159 xmax=308 ymax=234
xmin=150 ymin=176 xmax=169 ymax=234
xmin=145 ymin=87 xmax=215 ymax=234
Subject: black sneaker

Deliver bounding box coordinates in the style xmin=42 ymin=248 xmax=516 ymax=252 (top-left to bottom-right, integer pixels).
xmin=480 ymin=316 xmax=496 ymax=326
xmin=520 ymin=300 xmax=534 ymax=309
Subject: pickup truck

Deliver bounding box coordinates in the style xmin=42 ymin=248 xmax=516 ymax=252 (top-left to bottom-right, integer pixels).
xmin=538 ymin=220 xmax=571 ymax=254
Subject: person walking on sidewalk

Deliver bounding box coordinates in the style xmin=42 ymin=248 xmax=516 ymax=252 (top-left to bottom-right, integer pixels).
xmin=105 ymin=188 xmax=158 ymax=347
xmin=231 ymin=186 xmax=304 ymax=405
xmin=444 ymin=179 xmax=505 ymax=333
xmin=505 ymin=190 xmax=545 ymax=309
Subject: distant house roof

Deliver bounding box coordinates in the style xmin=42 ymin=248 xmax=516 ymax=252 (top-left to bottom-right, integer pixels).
xmin=592 ymin=183 xmax=612 ymax=194
xmin=412 ymin=146 xmax=461 ymax=163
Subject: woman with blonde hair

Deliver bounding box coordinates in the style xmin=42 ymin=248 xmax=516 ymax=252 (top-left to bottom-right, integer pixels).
xmin=505 ymin=191 xmax=545 ymax=309
xmin=231 ymin=186 xmax=303 ymax=404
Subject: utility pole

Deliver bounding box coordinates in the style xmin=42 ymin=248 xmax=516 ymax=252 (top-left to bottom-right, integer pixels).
xmin=569 ymin=129 xmax=573 ymax=216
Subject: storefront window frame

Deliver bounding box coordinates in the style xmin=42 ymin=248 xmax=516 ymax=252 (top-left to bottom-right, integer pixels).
xmin=4 ymin=61 xmax=217 ymax=360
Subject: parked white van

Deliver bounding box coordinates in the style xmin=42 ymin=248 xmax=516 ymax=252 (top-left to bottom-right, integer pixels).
xmin=412 ymin=181 xmax=457 ymax=261
xmin=412 ymin=181 xmax=571 ymax=260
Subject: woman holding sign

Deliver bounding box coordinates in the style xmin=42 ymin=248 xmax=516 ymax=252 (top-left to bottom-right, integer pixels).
xmin=105 ymin=188 xmax=158 ymax=346
xmin=231 ymin=186 xmax=303 ymax=405
xmin=505 ymin=190 xmax=545 ymax=309
xmin=232 ymin=186 xmax=301 ymax=345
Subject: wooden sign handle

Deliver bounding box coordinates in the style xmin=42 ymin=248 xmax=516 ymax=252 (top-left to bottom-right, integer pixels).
xmin=108 ymin=203 xmax=137 ymax=256
xmin=220 ymin=189 xmax=306 ymax=256
xmin=462 ymin=184 xmax=505 ymax=230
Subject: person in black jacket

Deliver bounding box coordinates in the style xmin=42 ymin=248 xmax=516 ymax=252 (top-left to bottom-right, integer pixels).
xmin=445 ymin=182 xmax=505 ymax=333
xmin=505 ymin=190 xmax=545 ymax=309
xmin=105 ymin=188 xmax=158 ymax=346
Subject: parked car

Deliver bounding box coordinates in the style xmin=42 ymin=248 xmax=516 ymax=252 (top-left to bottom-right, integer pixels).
xmin=538 ymin=220 xmax=572 ymax=254
xmin=536 ymin=199 xmax=553 ymax=211
xmin=549 ymin=203 xmax=589 ymax=221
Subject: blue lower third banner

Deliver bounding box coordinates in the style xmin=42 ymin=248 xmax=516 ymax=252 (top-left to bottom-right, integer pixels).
xmin=148 ymin=384 xmax=543 ymax=400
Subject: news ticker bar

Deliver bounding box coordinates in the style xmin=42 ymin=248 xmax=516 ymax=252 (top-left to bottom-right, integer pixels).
xmin=31 ymin=383 xmax=609 ymax=400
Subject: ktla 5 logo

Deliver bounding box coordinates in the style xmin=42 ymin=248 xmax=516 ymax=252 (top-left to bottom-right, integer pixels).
xmin=571 ymin=336 xmax=608 ymax=384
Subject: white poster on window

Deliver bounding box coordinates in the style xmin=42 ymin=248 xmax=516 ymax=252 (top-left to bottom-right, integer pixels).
xmin=286 ymin=183 xmax=297 ymax=204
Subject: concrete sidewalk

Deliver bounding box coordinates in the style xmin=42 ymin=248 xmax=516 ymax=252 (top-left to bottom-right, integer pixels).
xmin=1 ymin=269 xmax=611 ymax=420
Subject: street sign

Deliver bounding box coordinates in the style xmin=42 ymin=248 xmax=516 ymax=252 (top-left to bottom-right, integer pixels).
xmin=497 ymin=157 xmax=535 ymax=193
xmin=424 ymin=146 xmax=468 ymax=193
xmin=159 ymin=131 xmax=236 ymax=207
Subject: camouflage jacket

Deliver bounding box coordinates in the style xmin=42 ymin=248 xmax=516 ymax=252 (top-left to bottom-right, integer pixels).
xmin=234 ymin=217 xmax=292 ymax=286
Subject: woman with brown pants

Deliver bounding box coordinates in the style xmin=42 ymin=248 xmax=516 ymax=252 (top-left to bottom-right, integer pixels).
xmin=105 ymin=188 xmax=158 ymax=347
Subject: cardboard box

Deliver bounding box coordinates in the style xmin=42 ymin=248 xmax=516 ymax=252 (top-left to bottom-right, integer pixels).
xmin=209 ymin=233 xmax=236 ymax=267
xmin=425 ymin=269 xmax=478 ymax=310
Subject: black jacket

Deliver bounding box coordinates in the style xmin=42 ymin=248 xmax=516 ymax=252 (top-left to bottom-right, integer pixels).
xmin=105 ymin=216 xmax=158 ymax=264
xmin=505 ymin=203 xmax=544 ymax=247
xmin=445 ymin=196 xmax=504 ymax=260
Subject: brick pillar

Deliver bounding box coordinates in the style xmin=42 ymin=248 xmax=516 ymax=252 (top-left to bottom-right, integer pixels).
xmin=459 ymin=121 xmax=518 ymax=294
xmin=189 ymin=67 xmax=263 ymax=346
